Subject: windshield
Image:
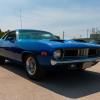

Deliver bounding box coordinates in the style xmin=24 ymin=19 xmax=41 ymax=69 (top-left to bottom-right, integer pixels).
xmin=19 ymin=30 xmax=58 ymax=40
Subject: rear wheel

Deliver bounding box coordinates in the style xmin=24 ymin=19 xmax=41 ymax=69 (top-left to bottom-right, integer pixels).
xmin=78 ymin=67 xmax=86 ymax=71
xmin=24 ymin=55 xmax=44 ymax=79
xmin=0 ymin=56 xmax=5 ymax=64
xmin=77 ymin=63 xmax=86 ymax=71
xmin=77 ymin=62 xmax=98 ymax=71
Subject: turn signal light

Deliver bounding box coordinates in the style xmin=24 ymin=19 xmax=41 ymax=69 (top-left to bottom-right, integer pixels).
xmin=41 ymin=51 xmax=48 ymax=56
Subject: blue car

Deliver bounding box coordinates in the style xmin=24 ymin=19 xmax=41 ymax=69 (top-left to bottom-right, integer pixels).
xmin=0 ymin=29 xmax=100 ymax=79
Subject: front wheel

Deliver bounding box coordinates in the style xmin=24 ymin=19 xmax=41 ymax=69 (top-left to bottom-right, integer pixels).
xmin=25 ymin=56 xmax=44 ymax=79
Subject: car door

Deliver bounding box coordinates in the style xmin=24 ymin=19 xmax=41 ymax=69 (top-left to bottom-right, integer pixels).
xmin=0 ymin=31 xmax=22 ymax=61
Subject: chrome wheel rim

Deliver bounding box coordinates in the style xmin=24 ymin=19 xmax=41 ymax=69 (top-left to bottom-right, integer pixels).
xmin=26 ymin=57 xmax=37 ymax=76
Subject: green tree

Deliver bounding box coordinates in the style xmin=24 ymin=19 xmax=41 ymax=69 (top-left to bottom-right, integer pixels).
xmin=0 ymin=29 xmax=5 ymax=38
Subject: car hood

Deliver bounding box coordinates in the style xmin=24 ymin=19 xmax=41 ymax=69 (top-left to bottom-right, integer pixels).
xmin=38 ymin=39 xmax=100 ymax=49
xmin=17 ymin=39 xmax=100 ymax=51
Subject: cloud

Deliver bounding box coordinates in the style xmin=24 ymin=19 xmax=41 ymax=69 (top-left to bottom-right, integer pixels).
xmin=1 ymin=7 xmax=100 ymax=37
xmin=0 ymin=0 xmax=100 ymax=39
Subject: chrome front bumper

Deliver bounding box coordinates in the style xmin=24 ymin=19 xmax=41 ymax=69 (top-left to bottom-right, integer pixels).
xmin=51 ymin=57 xmax=100 ymax=66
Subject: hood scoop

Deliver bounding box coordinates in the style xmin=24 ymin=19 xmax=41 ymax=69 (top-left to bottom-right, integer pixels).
xmin=50 ymin=39 xmax=65 ymax=43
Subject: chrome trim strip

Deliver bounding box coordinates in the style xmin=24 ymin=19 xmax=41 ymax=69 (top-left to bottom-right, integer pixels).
xmin=51 ymin=57 xmax=100 ymax=65
xmin=78 ymin=49 xmax=89 ymax=56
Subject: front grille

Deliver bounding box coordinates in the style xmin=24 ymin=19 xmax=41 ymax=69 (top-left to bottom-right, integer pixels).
xmin=95 ymin=48 xmax=100 ymax=55
xmin=63 ymin=48 xmax=100 ymax=57
xmin=88 ymin=49 xmax=97 ymax=56
xmin=64 ymin=49 xmax=78 ymax=56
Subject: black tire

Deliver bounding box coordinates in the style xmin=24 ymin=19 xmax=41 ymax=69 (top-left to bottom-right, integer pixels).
xmin=78 ymin=68 xmax=86 ymax=71
xmin=77 ymin=62 xmax=98 ymax=71
xmin=0 ymin=56 xmax=5 ymax=64
xmin=24 ymin=55 xmax=44 ymax=80
xmin=77 ymin=63 xmax=86 ymax=71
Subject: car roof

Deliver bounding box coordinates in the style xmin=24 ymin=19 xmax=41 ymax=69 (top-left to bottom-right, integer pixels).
xmin=15 ymin=29 xmax=52 ymax=34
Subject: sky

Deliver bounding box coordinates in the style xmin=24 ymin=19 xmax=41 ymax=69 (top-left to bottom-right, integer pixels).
xmin=0 ymin=0 xmax=100 ymax=39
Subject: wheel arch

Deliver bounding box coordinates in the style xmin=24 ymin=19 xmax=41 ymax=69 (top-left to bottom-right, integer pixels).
xmin=22 ymin=51 xmax=35 ymax=63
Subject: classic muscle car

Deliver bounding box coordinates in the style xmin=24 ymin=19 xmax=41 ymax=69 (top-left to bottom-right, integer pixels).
xmin=0 ymin=29 xmax=100 ymax=79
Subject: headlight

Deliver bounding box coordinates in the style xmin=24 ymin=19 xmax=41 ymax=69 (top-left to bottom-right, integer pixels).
xmin=53 ymin=49 xmax=62 ymax=59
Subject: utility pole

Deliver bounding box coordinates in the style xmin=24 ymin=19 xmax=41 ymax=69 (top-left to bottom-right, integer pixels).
xmin=63 ymin=31 xmax=65 ymax=40
xmin=96 ymin=27 xmax=98 ymax=34
xmin=87 ymin=29 xmax=89 ymax=38
xmin=20 ymin=9 xmax=22 ymax=29
xmin=80 ymin=35 xmax=82 ymax=38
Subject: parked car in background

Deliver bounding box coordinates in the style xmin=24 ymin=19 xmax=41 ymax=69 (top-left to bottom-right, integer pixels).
xmin=72 ymin=39 xmax=87 ymax=43
xmin=0 ymin=29 xmax=100 ymax=79
xmin=89 ymin=40 xmax=100 ymax=44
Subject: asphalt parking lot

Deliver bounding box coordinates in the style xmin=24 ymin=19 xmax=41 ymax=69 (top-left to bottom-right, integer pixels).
xmin=0 ymin=62 xmax=100 ymax=100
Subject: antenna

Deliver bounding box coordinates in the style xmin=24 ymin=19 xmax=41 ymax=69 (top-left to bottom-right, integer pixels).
xmin=20 ymin=9 xmax=22 ymax=29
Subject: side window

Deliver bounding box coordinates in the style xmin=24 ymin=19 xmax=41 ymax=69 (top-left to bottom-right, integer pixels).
xmin=5 ymin=32 xmax=16 ymax=41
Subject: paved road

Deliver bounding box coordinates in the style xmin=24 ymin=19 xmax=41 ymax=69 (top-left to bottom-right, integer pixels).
xmin=0 ymin=62 xmax=100 ymax=100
